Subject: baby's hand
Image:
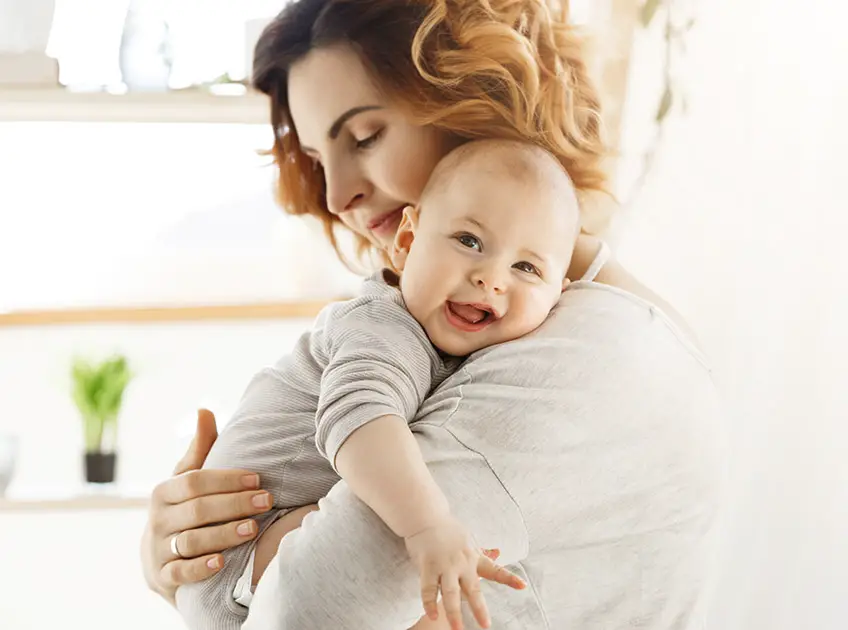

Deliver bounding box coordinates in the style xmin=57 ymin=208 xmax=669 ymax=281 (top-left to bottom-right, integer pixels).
xmin=404 ymin=515 xmax=525 ymax=630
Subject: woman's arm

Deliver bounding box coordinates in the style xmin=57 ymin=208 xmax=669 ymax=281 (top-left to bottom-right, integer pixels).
xmin=140 ymin=410 xmax=272 ymax=606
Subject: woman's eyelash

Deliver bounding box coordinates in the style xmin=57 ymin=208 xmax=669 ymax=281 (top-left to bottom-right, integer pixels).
xmin=355 ymin=128 xmax=383 ymax=149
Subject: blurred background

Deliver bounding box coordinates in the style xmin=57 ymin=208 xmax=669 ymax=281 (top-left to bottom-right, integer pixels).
xmin=0 ymin=0 xmax=845 ymax=628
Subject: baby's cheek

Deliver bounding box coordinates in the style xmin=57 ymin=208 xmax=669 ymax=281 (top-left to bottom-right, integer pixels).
xmin=512 ymin=296 xmax=554 ymax=335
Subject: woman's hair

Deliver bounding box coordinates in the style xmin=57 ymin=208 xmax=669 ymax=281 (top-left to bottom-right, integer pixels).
xmin=253 ymin=0 xmax=609 ymax=262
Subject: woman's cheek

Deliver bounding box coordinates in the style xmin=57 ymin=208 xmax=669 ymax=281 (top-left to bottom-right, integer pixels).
xmin=391 ymin=139 xmax=447 ymax=203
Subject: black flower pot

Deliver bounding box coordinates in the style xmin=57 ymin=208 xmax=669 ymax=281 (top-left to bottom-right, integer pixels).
xmin=85 ymin=452 xmax=116 ymax=484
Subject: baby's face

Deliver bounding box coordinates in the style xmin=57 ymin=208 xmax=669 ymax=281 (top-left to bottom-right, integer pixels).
xmin=393 ymin=168 xmax=576 ymax=356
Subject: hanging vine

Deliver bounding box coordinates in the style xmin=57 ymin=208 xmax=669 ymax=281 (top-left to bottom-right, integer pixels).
xmin=622 ymin=0 xmax=696 ymax=208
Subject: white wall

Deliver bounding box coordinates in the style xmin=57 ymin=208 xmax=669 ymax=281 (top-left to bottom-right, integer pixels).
xmin=611 ymin=1 xmax=848 ymax=628
xmin=0 ymin=508 xmax=184 ymax=630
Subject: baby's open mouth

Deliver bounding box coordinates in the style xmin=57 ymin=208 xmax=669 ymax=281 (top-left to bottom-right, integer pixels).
xmin=448 ymin=302 xmax=491 ymax=324
xmin=444 ymin=302 xmax=498 ymax=332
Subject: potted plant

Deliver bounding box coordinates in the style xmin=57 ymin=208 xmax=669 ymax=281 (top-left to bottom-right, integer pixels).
xmin=71 ymin=354 xmax=133 ymax=484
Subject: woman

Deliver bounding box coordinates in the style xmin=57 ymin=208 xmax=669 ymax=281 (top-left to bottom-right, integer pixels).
xmin=141 ymin=1 xmax=725 ymax=628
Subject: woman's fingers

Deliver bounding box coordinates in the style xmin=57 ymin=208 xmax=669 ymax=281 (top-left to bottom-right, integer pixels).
xmin=460 ymin=568 xmax=490 ymax=629
xmin=162 ymin=489 xmax=272 ymax=537
xmin=153 ymin=468 xmax=261 ymax=506
xmin=173 ymin=409 xmax=219 ymax=475
xmin=168 ymin=518 xmax=259 ymax=561
xmin=440 ymin=571 xmax=464 ymax=630
xmin=476 ymin=555 xmax=526 ymax=590
xmin=159 ymin=552 xmax=224 ymax=589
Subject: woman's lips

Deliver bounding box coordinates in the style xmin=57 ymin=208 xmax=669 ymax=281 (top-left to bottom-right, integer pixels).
xmin=367 ymin=207 xmax=405 ymax=236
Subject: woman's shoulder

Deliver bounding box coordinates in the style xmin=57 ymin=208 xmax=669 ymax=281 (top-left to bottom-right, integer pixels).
xmin=461 ymin=275 xmax=710 ymax=384
xmin=589 ymin=257 xmax=701 ymax=347
xmin=562 ymin=281 xmax=707 ymax=363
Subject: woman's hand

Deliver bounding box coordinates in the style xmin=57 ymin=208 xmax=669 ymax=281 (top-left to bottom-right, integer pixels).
xmin=140 ymin=409 xmax=273 ymax=605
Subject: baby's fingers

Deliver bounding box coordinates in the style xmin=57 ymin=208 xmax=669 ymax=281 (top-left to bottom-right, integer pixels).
xmin=441 ymin=571 xmax=464 ymax=630
xmin=420 ymin=566 xmax=441 ymax=622
xmin=476 ymin=555 xmax=527 ymax=590
xmin=461 ymin=570 xmax=490 ymax=629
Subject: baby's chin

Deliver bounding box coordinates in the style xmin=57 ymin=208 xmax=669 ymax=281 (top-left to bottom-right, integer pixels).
xmin=428 ymin=328 xmax=528 ymax=358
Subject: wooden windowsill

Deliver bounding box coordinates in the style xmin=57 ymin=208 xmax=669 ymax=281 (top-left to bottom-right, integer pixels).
xmin=0 ymin=87 xmax=270 ymax=125
xmin=0 ymin=494 xmax=150 ymax=513
xmin=0 ymin=299 xmax=346 ymax=327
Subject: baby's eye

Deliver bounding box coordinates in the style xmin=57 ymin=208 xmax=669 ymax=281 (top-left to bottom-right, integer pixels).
xmin=513 ymin=261 xmax=541 ymax=276
xmin=456 ymin=233 xmax=482 ymax=251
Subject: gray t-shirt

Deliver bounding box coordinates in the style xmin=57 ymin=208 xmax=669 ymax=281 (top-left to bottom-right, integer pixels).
xmin=239 ymin=281 xmax=726 ymax=630
xmin=175 ymin=271 xmax=457 ymax=629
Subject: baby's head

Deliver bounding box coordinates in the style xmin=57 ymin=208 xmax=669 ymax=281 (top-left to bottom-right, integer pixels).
xmin=390 ymin=139 xmax=581 ymax=356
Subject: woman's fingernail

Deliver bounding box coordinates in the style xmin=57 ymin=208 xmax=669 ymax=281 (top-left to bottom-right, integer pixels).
xmin=241 ymin=474 xmax=259 ymax=489
xmin=252 ymin=492 xmax=271 ymax=508
xmin=207 ymin=557 xmax=220 ymax=570
xmin=237 ymin=521 xmax=255 ymax=536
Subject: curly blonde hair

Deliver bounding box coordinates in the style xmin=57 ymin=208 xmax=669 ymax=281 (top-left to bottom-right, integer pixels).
xmin=253 ymin=0 xmax=608 ymax=262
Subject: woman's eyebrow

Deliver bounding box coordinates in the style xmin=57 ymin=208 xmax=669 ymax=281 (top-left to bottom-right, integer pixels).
xmin=300 ymin=105 xmax=383 ymax=154
xmin=328 ymin=105 xmax=383 ymax=139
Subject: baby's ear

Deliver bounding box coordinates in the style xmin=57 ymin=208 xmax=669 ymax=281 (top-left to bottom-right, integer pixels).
xmin=390 ymin=205 xmax=418 ymax=272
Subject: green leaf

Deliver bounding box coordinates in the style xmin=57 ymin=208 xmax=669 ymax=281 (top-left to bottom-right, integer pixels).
xmin=640 ymin=0 xmax=663 ymax=27
xmin=656 ymin=87 xmax=674 ymax=122
xmin=71 ymin=354 xmax=133 ymax=452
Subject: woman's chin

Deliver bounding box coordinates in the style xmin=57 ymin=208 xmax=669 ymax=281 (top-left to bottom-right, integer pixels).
xmin=366 ymin=233 xmax=397 ymax=257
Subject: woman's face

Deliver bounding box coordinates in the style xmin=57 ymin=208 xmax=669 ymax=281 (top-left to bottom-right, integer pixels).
xmin=288 ymin=45 xmax=459 ymax=251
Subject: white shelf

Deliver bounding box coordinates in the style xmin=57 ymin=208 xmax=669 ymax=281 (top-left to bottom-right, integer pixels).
xmin=0 ymin=494 xmax=149 ymax=512
xmin=0 ymin=485 xmax=150 ymax=512
xmin=0 ymin=88 xmax=270 ymax=124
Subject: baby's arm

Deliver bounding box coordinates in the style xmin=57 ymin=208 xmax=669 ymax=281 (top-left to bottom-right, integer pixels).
xmin=314 ymin=297 xmax=447 ymax=525
xmin=316 ymin=299 xmax=516 ymax=627
xmin=333 ymin=415 xmax=508 ymax=628
xmin=334 ymin=414 xmax=449 ymax=536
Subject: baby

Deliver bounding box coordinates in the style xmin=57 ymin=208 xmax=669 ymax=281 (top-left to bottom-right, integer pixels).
xmin=176 ymin=139 xmax=581 ymax=630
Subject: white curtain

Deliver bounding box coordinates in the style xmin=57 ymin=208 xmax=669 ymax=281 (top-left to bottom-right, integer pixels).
xmin=612 ymin=1 xmax=847 ymax=628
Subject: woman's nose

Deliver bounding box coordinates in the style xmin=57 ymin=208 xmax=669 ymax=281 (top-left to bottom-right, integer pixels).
xmin=323 ymin=158 xmax=370 ymax=215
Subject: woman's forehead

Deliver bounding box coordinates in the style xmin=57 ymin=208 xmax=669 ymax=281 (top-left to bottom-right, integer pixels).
xmin=288 ymin=46 xmax=386 ymax=143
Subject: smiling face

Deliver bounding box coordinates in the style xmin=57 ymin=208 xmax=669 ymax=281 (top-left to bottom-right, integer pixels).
xmin=287 ymin=45 xmax=461 ymax=252
xmin=391 ymin=141 xmax=580 ymax=356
